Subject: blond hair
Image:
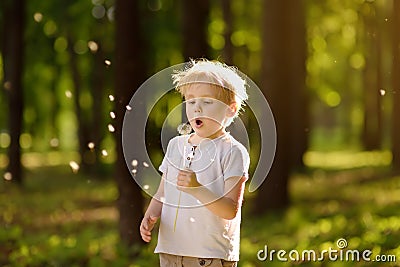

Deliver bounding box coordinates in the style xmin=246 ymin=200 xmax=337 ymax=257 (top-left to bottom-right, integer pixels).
xmin=172 ymin=59 xmax=248 ymax=123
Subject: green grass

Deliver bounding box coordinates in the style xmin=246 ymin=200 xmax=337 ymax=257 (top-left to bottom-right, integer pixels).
xmin=1 ymin=165 xmax=399 ymax=266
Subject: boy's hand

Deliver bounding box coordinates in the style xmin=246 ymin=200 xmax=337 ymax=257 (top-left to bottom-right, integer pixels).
xmin=139 ymin=215 xmax=159 ymax=243
xmin=177 ymin=169 xmax=201 ymax=193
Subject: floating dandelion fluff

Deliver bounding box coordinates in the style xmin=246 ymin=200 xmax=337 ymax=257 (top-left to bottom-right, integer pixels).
xmin=380 ymin=89 xmax=386 ymax=96
xmin=104 ymin=59 xmax=111 ymax=66
xmin=88 ymin=142 xmax=95 ymax=150
xmin=69 ymin=161 xmax=80 ymax=173
xmin=126 ymin=105 xmax=132 ymax=111
xmin=108 ymin=124 xmax=115 ymax=133
xmin=143 ymin=161 xmax=149 ymax=168
xmin=33 ymin=12 xmax=43 ymax=23
xmin=101 ymin=150 xmax=108 ymax=157
xmin=143 ymin=184 xmax=150 ymax=190
xmin=108 ymin=95 xmax=115 ymax=101
xmin=65 ymin=90 xmax=72 ymax=98
xmin=132 ymin=169 xmax=137 ymax=174
xmin=131 ymin=159 xmax=138 ymax=167
xmin=189 ymin=217 xmax=196 ymax=223
xmin=3 ymin=172 xmax=12 ymax=181
xmin=109 ymin=111 xmax=116 ymax=119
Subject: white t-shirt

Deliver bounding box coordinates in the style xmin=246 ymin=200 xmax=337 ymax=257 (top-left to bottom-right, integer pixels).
xmin=155 ymin=133 xmax=250 ymax=261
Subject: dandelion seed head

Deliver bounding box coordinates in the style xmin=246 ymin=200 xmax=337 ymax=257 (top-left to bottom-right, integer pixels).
xmin=177 ymin=122 xmax=192 ymax=135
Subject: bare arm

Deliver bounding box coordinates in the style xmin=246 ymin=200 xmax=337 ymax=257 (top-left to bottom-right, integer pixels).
xmin=177 ymin=170 xmax=246 ymax=220
xmin=139 ymin=174 xmax=165 ymax=242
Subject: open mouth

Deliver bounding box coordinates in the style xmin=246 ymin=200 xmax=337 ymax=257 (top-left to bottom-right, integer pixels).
xmin=194 ymin=118 xmax=204 ymax=128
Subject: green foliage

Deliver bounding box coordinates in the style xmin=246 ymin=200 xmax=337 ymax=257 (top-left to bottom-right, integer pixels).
xmin=1 ymin=166 xmax=399 ymax=266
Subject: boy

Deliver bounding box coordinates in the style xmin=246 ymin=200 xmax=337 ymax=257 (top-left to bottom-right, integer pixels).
xmin=140 ymin=59 xmax=250 ymax=267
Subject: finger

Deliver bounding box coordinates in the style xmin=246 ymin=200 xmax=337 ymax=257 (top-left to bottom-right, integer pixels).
xmin=149 ymin=215 xmax=159 ymax=223
xmin=141 ymin=233 xmax=151 ymax=243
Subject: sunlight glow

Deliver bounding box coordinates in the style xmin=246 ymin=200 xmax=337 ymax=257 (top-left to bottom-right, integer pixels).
xmin=0 ymin=133 xmax=10 ymax=148
xmin=303 ymin=150 xmax=392 ymax=169
xmin=49 ymin=138 xmax=59 ymax=148
xmin=92 ymin=5 xmax=106 ymax=19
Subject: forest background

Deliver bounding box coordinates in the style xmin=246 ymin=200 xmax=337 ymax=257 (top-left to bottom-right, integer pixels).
xmin=1 ymin=0 xmax=400 ymax=266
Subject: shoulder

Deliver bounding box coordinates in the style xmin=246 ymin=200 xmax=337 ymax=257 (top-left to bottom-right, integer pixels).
xmin=221 ymin=134 xmax=249 ymax=157
xmin=166 ymin=135 xmax=186 ymax=147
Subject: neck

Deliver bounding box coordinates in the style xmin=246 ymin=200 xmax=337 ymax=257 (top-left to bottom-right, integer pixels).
xmin=189 ymin=129 xmax=226 ymax=144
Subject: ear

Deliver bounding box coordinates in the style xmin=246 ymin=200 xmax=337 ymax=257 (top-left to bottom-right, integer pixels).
xmin=226 ymin=102 xmax=237 ymax=117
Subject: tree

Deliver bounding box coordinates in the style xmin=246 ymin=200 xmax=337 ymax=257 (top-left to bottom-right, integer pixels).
xmin=255 ymin=0 xmax=307 ymax=211
xmin=181 ymin=0 xmax=210 ymax=60
xmin=114 ymin=0 xmax=146 ymax=251
xmin=221 ymin=0 xmax=233 ymax=65
xmin=1 ymin=0 xmax=25 ymax=184
xmin=392 ymin=0 xmax=400 ymax=171
xmin=361 ymin=1 xmax=383 ymax=150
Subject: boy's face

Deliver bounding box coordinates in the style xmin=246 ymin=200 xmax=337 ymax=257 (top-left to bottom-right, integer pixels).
xmin=184 ymin=84 xmax=234 ymax=139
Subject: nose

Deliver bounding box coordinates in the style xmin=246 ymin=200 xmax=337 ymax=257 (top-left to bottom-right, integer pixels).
xmin=194 ymin=101 xmax=202 ymax=113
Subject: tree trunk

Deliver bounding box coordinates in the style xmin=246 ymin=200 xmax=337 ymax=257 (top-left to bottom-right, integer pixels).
xmin=1 ymin=0 xmax=25 ymax=185
xmin=362 ymin=2 xmax=382 ymax=150
xmin=392 ymin=0 xmax=400 ymax=170
xmin=115 ymin=0 xmax=146 ymax=250
xmin=90 ymin=41 xmax=106 ymax=175
xmin=67 ymin=35 xmax=91 ymax=172
xmin=255 ymin=0 xmax=307 ymax=212
xmin=221 ymin=0 xmax=233 ymax=65
xmin=182 ymin=0 xmax=210 ymax=60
